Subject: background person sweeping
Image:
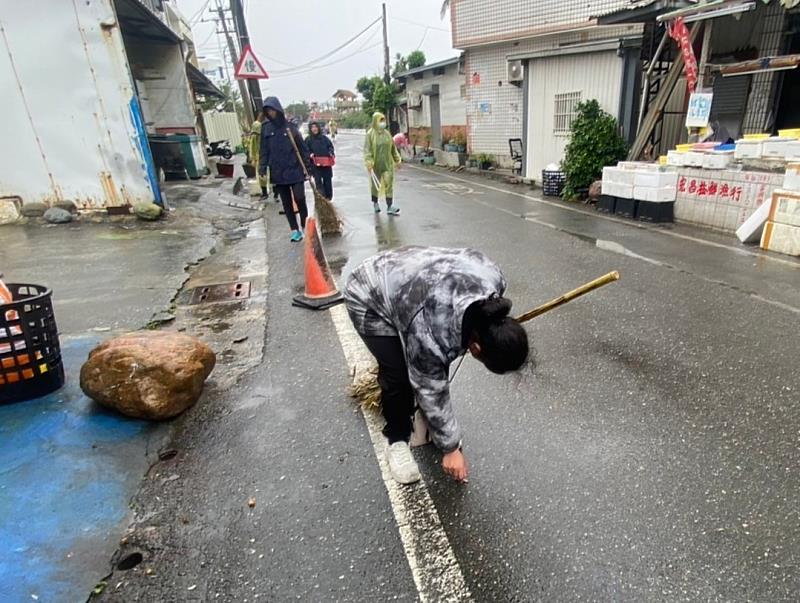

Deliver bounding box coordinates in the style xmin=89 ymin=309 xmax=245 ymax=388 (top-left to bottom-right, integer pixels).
xmin=259 ymin=96 xmax=315 ymax=242
xmin=364 ymin=112 xmax=402 ymax=215
xmin=305 ymin=121 xmax=335 ymax=201
xmin=247 ymin=113 xmax=273 ymax=201
xmin=344 ymin=246 xmax=529 ymax=484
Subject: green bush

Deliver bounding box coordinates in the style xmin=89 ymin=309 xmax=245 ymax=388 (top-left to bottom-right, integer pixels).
xmin=339 ymin=112 xmax=372 ymax=130
xmin=561 ymin=100 xmax=627 ymax=200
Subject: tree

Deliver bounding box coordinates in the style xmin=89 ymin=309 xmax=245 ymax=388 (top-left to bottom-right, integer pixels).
xmin=561 ymin=100 xmax=628 ymax=200
xmin=407 ymin=50 xmax=426 ymax=69
xmin=284 ymin=101 xmax=310 ymax=122
xmin=392 ymin=52 xmax=408 ymax=78
xmin=199 ymin=81 xmax=242 ymax=114
xmin=357 ymin=75 xmax=398 ymax=119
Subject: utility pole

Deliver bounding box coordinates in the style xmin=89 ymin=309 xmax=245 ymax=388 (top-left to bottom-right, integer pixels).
xmin=382 ymin=3 xmax=390 ymax=84
xmin=216 ymin=0 xmax=254 ymax=124
xmin=230 ymin=0 xmax=263 ymax=113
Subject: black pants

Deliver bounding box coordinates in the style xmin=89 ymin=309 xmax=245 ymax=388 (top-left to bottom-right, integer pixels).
xmin=314 ymin=166 xmax=333 ymax=200
xmin=361 ymin=335 xmax=414 ymax=443
xmin=275 ymin=182 xmax=308 ymax=231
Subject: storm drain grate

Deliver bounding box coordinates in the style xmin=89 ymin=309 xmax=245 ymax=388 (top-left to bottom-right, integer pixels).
xmin=184 ymin=281 xmax=251 ymax=305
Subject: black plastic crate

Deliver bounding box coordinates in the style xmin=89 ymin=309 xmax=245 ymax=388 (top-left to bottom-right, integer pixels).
xmin=614 ymin=197 xmax=639 ymax=219
xmin=542 ymin=170 xmax=566 ymax=197
xmin=596 ymin=195 xmax=617 ymax=214
xmin=637 ymin=200 xmax=674 ymax=223
xmin=1 ymin=283 xmax=65 ymax=404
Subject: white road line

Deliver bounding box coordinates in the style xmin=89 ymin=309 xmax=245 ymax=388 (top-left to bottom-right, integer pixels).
xmin=329 ymin=304 xmax=472 ymax=603
xmin=408 ymin=165 xmax=800 ymax=270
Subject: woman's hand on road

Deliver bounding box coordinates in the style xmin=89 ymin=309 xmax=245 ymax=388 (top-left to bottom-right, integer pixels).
xmin=442 ymin=449 xmax=468 ymax=483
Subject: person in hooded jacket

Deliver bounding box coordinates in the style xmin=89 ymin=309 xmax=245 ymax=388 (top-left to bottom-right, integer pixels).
xmin=364 ymin=112 xmax=402 ymax=215
xmin=259 ymin=97 xmax=315 ymax=242
xmin=247 ymin=113 xmax=271 ymax=201
xmin=345 ymin=246 xmax=529 ymax=484
xmin=305 ymin=121 xmax=335 ymax=201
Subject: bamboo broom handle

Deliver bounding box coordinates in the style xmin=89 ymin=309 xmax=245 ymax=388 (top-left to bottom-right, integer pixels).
xmin=515 ymin=271 xmax=620 ymax=324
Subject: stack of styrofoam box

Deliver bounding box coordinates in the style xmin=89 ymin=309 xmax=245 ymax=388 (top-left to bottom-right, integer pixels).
xmin=787 ymin=140 xmax=800 ymax=161
xmin=667 ymin=151 xmax=688 ymax=167
xmin=633 ymin=170 xmax=677 ymax=202
xmin=761 ymin=189 xmax=800 ymax=256
xmin=601 ymin=166 xmax=635 ymax=199
xmin=784 ymin=163 xmax=800 ymax=192
xmin=674 ymin=168 xmax=784 ymax=232
xmin=703 ymin=151 xmax=734 ymax=170
xmin=734 ymin=140 xmax=762 ymax=160
xmin=761 ymin=137 xmax=794 ymax=160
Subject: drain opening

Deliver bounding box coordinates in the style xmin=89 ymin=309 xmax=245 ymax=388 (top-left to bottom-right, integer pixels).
xmin=117 ymin=552 xmax=143 ymax=571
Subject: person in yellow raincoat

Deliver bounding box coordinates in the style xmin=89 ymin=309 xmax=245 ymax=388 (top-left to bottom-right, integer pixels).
xmin=247 ymin=115 xmax=273 ymax=201
xmin=364 ymin=111 xmax=401 ymax=215
xmin=329 ymin=119 xmax=338 ymax=139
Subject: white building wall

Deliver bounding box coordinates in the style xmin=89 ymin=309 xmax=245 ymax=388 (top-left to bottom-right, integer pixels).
xmin=0 ymin=0 xmax=157 ymax=208
xmin=452 ymin=0 xmax=632 ymax=47
xmin=525 ymin=50 xmax=623 ymax=177
xmin=464 ymin=25 xmax=640 ymax=165
xmin=404 ymin=63 xmax=466 ymax=128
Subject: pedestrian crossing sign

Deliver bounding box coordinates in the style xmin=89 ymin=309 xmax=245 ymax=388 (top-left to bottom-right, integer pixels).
xmin=234 ymin=45 xmax=269 ymax=80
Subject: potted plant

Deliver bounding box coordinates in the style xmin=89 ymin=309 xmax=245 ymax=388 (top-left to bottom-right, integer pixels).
xmin=453 ymin=131 xmax=467 ymax=153
xmin=477 ymin=153 xmax=495 ymax=170
xmin=444 ymin=138 xmax=459 ymax=152
xmin=467 ymin=154 xmax=478 ymax=168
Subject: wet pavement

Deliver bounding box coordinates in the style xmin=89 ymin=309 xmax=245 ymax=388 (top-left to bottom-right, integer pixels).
xmin=0 ymin=179 xmax=264 ymax=602
xmin=89 ymin=131 xmax=800 ymax=602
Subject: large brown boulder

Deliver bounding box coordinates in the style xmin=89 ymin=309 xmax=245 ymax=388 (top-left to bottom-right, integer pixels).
xmin=80 ymin=331 xmax=216 ymax=420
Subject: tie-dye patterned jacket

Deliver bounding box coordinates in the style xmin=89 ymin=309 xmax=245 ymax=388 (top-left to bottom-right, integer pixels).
xmin=344 ymin=246 xmax=507 ymax=451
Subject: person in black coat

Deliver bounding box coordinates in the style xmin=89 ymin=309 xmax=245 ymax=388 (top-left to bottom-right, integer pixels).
xmin=305 ymin=121 xmax=335 ymax=201
xmin=258 ymin=96 xmax=315 ymax=242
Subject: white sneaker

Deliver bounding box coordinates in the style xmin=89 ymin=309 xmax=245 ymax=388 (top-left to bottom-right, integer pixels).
xmin=385 ymin=441 xmax=421 ymax=484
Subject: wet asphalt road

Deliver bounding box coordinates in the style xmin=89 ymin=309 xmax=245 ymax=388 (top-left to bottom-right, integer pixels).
xmin=106 ymin=132 xmax=799 ymax=602
xmin=325 ymin=132 xmax=800 ymax=601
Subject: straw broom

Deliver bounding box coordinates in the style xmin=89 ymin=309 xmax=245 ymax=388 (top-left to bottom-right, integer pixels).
xmin=350 ymin=271 xmax=620 ymax=409
xmin=286 ymin=127 xmax=342 ymax=236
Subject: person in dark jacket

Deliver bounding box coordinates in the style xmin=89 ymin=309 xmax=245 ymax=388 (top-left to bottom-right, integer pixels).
xmin=305 ymin=121 xmax=335 ymax=200
xmin=259 ymin=96 xmax=315 ymax=242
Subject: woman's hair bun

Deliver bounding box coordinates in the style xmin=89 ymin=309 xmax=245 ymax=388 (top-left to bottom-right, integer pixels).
xmin=481 ymin=297 xmax=512 ymax=322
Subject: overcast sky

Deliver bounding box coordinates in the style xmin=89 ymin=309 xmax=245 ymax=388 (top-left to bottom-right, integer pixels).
xmin=174 ymin=0 xmax=455 ymax=104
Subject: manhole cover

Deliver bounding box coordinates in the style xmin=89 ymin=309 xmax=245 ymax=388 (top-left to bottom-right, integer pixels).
xmin=184 ymin=281 xmax=251 ymax=305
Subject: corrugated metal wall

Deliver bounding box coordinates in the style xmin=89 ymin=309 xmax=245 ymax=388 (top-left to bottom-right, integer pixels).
xmin=202 ymin=111 xmax=243 ymax=147
xmin=452 ymin=0 xmax=631 ymax=48
xmin=525 ymin=50 xmax=623 ymax=177
xmin=0 ymin=0 xmax=156 ymax=208
xmin=464 ymin=25 xmax=640 ymax=164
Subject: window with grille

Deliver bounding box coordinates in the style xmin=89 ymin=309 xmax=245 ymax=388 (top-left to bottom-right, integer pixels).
xmin=554 ymin=91 xmax=582 ymax=135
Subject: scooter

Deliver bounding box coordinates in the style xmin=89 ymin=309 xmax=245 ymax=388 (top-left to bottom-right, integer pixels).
xmin=207 ymin=139 xmax=233 ymax=160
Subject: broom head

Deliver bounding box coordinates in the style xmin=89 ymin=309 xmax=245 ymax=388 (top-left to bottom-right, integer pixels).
xmin=313 ymin=189 xmax=342 ymax=236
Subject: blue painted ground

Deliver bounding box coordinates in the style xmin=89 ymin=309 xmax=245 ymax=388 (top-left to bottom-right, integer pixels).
xmin=0 ymin=336 xmax=161 ymax=603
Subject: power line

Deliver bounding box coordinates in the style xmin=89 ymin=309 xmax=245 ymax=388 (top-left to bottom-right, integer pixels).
xmin=270 ymin=42 xmax=383 ymax=79
xmin=268 ymin=17 xmax=381 ymax=74
xmin=392 ymin=16 xmax=450 ymax=33
xmin=189 ymin=0 xmax=213 ymax=25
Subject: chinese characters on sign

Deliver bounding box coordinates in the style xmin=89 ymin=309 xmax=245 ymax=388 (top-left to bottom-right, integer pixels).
xmin=678 ymin=176 xmax=743 ymax=202
xmin=234 ymin=45 xmax=269 ymax=79
xmin=686 ymin=92 xmax=713 ymax=128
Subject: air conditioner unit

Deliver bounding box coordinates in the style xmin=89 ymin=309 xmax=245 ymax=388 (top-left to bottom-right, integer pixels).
xmin=508 ymin=60 xmax=524 ymax=85
xmin=408 ymin=92 xmax=422 ymax=109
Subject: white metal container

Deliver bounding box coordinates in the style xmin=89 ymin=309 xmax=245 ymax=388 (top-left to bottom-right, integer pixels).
xmin=0 ymin=0 xmax=159 ymax=208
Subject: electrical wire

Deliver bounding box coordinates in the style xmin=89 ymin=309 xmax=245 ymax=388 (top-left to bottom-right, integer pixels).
xmin=189 ymin=0 xmax=213 ymax=25
xmin=268 ymin=17 xmax=381 ymax=74
xmin=393 ymin=16 xmax=450 ymax=33
xmin=269 ymin=42 xmax=382 ymax=79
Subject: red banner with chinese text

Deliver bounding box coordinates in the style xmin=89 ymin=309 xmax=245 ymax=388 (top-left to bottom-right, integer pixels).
xmin=668 ymin=17 xmax=698 ymax=94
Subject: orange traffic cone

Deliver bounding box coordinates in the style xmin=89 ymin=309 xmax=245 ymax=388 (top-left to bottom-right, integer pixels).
xmin=292 ymin=217 xmax=344 ymax=311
